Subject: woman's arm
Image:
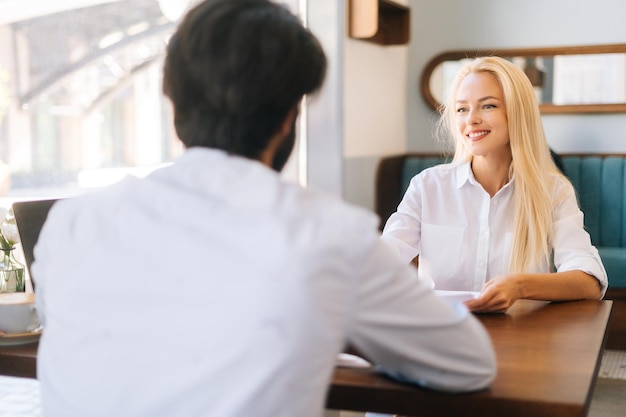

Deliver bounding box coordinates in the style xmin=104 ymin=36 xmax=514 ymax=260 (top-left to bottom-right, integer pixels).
xmin=465 ymin=270 xmax=602 ymax=313
xmin=468 ymin=176 xmax=608 ymax=314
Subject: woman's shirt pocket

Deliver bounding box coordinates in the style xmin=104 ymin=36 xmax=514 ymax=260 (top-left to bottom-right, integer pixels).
xmin=420 ymin=223 xmax=465 ymax=281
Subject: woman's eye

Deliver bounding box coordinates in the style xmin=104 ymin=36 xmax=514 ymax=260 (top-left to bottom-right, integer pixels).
xmin=484 ymin=104 xmax=496 ymax=109
xmin=456 ymin=107 xmax=467 ymax=113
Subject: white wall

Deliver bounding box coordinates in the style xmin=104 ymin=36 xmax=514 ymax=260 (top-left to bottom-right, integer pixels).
xmin=407 ymin=0 xmax=626 ymax=153
xmin=346 ymin=0 xmax=626 ymax=213
xmin=343 ymin=0 xmax=409 ymax=213
xmin=343 ymin=39 xmax=407 ymax=158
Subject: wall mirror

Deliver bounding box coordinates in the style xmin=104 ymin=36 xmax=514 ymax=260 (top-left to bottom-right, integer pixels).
xmin=420 ymin=44 xmax=626 ymax=114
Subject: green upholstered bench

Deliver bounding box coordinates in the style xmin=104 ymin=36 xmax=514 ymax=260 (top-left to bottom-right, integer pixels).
xmin=561 ymin=155 xmax=626 ymax=290
xmin=375 ymin=152 xmax=626 ymax=349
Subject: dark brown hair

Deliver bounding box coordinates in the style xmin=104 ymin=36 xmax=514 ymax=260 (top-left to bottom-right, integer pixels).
xmin=163 ymin=0 xmax=326 ymax=159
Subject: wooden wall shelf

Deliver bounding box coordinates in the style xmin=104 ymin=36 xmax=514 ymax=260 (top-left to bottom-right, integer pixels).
xmin=349 ymin=0 xmax=410 ymax=45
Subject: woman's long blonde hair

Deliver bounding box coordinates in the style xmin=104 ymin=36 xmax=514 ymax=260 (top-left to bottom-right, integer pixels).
xmin=437 ymin=56 xmax=565 ymax=273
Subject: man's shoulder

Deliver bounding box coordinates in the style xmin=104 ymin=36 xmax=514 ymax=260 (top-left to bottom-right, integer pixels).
xmin=44 ymin=177 xmax=141 ymax=232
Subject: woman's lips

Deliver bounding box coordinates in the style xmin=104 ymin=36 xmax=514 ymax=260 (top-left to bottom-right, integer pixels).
xmin=467 ymin=130 xmax=490 ymax=140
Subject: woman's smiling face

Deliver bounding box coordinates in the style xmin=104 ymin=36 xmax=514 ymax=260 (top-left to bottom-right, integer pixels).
xmin=455 ymin=71 xmax=511 ymax=160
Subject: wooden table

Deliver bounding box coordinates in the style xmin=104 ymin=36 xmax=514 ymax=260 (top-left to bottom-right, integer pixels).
xmin=328 ymin=299 xmax=613 ymax=417
xmin=0 ymin=340 xmax=37 ymax=378
xmin=0 ymin=299 xmax=613 ymax=417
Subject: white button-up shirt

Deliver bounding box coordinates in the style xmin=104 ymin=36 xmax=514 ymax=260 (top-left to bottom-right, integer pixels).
xmin=33 ymin=148 xmax=495 ymax=417
xmin=382 ymin=162 xmax=607 ymax=294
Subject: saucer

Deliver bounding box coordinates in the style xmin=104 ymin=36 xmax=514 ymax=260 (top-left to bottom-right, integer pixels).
xmin=0 ymin=326 xmax=42 ymax=346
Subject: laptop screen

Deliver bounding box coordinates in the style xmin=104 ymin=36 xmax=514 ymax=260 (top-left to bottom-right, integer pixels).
xmin=12 ymin=199 xmax=59 ymax=292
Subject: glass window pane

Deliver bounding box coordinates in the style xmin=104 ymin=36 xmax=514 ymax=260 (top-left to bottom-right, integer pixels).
xmin=0 ymin=0 xmax=198 ymax=204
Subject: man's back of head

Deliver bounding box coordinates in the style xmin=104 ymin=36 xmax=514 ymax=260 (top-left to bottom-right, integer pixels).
xmin=162 ymin=0 xmax=326 ymax=163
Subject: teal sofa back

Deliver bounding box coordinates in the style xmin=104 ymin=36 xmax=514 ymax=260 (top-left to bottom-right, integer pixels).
xmin=561 ymin=156 xmax=626 ymax=247
xmin=375 ymin=153 xmax=626 ymax=289
xmin=561 ymin=155 xmax=626 ymax=288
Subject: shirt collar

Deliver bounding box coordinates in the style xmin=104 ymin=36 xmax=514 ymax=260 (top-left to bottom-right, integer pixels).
xmin=454 ymin=160 xmax=515 ymax=192
xmin=454 ymin=161 xmax=474 ymax=189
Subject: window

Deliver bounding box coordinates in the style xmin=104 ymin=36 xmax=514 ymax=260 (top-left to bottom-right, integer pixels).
xmin=0 ymin=0 xmax=194 ymax=204
xmin=0 ymin=0 xmax=311 ymax=207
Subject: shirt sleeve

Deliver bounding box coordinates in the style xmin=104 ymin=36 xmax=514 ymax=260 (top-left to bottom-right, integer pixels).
xmin=380 ymin=174 xmax=423 ymax=264
xmin=32 ymin=198 xmax=84 ymax=328
xmin=347 ymin=238 xmax=497 ymax=393
xmin=31 ymin=203 xmax=63 ymax=329
xmin=552 ymin=178 xmax=608 ymax=296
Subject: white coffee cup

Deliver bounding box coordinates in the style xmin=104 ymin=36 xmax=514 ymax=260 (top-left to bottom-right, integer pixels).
xmin=0 ymin=292 xmax=40 ymax=334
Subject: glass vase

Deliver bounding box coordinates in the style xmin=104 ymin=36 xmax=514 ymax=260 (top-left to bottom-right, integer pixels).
xmin=0 ymin=247 xmax=25 ymax=293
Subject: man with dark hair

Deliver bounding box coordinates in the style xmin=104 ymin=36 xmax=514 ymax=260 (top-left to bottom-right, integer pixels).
xmin=162 ymin=0 xmax=325 ymax=168
xmin=33 ymin=1 xmax=496 ymax=416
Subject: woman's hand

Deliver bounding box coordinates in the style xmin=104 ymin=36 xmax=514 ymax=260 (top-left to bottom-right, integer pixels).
xmin=464 ymin=274 xmax=524 ymax=313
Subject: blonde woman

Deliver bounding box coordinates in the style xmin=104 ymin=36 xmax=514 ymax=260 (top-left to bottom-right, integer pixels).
xmin=381 ymin=56 xmax=607 ymax=313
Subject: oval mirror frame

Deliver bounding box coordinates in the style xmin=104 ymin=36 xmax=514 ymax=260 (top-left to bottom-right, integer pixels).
xmin=420 ymin=43 xmax=626 ymax=114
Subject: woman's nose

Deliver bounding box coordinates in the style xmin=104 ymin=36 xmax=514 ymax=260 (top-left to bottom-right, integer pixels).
xmin=468 ymin=108 xmax=481 ymax=124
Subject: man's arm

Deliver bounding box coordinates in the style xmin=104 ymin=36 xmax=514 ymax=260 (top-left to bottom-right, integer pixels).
xmin=348 ymin=240 xmax=496 ymax=393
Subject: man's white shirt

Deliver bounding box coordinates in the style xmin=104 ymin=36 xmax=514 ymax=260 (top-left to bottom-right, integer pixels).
xmin=34 ymin=148 xmax=495 ymax=417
